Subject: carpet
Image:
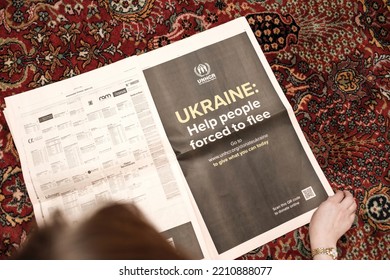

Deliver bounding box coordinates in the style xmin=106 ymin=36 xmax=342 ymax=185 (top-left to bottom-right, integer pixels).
xmin=0 ymin=0 xmax=389 ymax=260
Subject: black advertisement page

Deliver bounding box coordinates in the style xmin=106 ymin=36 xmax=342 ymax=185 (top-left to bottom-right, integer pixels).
xmin=143 ymin=32 xmax=328 ymax=255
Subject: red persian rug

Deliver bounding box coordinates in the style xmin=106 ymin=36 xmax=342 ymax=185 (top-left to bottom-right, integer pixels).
xmin=0 ymin=0 xmax=389 ymax=259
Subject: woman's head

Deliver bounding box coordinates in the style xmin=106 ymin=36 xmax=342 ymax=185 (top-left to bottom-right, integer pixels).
xmin=17 ymin=203 xmax=187 ymax=260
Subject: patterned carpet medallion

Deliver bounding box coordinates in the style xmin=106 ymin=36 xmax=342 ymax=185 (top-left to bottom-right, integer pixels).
xmin=0 ymin=0 xmax=389 ymax=259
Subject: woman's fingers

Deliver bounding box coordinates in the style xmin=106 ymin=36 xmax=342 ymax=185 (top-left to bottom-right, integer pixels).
xmin=340 ymin=191 xmax=356 ymax=209
xmin=329 ymin=190 xmax=345 ymax=203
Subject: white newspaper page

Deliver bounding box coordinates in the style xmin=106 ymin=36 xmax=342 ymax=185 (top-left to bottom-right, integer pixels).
xmin=4 ymin=57 xmax=208 ymax=259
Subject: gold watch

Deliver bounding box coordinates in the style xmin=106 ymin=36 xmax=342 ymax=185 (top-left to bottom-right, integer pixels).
xmin=311 ymin=247 xmax=338 ymax=260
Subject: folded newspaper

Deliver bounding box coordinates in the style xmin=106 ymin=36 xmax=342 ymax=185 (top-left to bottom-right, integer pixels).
xmin=4 ymin=17 xmax=333 ymax=260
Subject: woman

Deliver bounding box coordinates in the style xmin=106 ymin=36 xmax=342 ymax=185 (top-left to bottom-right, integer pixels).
xmin=16 ymin=190 xmax=356 ymax=260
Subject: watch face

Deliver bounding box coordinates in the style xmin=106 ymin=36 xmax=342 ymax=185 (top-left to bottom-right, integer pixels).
xmin=330 ymin=248 xmax=338 ymax=259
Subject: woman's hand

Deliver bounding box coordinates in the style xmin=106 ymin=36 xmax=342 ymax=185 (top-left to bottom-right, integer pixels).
xmin=309 ymin=190 xmax=357 ymax=260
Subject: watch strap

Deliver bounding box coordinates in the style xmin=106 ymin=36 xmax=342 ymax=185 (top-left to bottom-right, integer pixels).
xmin=311 ymin=247 xmax=338 ymax=260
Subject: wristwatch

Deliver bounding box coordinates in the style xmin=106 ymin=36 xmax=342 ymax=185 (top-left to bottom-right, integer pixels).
xmin=311 ymin=247 xmax=338 ymax=260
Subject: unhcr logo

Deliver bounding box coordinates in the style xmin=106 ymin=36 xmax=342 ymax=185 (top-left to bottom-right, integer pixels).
xmin=194 ymin=63 xmax=211 ymax=77
xmin=194 ymin=63 xmax=216 ymax=85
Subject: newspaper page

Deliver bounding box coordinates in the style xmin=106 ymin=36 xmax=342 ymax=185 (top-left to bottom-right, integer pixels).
xmin=139 ymin=17 xmax=334 ymax=260
xmin=4 ymin=57 xmax=207 ymax=259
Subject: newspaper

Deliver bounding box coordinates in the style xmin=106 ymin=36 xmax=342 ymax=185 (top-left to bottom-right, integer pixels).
xmin=5 ymin=59 xmax=208 ymax=259
xmin=4 ymin=17 xmax=333 ymax=260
